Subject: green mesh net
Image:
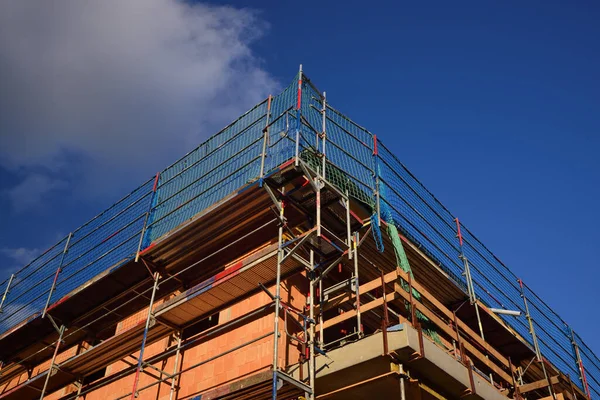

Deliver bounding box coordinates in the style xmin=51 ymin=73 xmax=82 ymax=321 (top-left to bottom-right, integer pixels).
xmin=300 ymin=148 xmax=374 ymax=207
xmin=385 ymin=212 xmax=443 ymax=345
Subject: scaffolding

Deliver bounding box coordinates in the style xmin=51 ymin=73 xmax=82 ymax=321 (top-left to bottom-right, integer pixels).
xmin=0 ymin=67 xmax=598 ymax=400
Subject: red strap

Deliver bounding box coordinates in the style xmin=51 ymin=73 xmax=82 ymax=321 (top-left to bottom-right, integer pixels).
xmin=373 ymin=135 xmax=378 ymax=155
xmin=454 ymin=218 xmax=463 ymax=246
xmin=297 ymin=77 xmax=302 ymax=110
xmin=152 ymin=172 xmax=160 ymax=192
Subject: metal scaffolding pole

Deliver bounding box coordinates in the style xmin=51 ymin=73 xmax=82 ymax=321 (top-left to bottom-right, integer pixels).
xmin=454 ymin=218 xmax=485 ymax=342
xmin=268 ymin=181 xmax=316 ymax=399
xmin=570 ymin=327 xmax=592 ymax=399
xmin=399 ymin=364 xmax=406 ymax=400
xmin=294 ymin=64 xmax=303 ymax=167
xmin=39 ymin=324 xmax=66 ymax=400
xmin=43 ymin=232 xmax=72 ymax=318
xmin=314 ymin=91 xmax=327 ymax=239
xmin=518 ymin=278 xmax=556 ymax=400
xmin=345 ymin=191 xmax=352 ymax=258
xmin=372 ymin=135 xmax=381 ymax=226
xmin=0 ymin=273 xmax=15 ymax=313
xmin=319 ymin=278 xmax=324 ymax=347
xmin=321 ymin=92 xmax=327 ymax=182
xmin=169 ymin=331 xmax=182 ymax=400
xmin=259 ymin=94 xmax=273 ymax=183
xmin=74 ymin=379 xmax=84 ymax=400
xmin=135 ymin=173 xmax=160 ymax=263
xmin=130 ymin=271 xmax=160 ymax=399
xmin=353 ymin=232 xmax=362 ymax=337
xmin=272 ymin=187 xmax=285 ymax=399
xmin=308 ymin=249 xmax=316 ymax=400
xmin=316 ymin=177 xmax=321 ymax=238
xmin=454 ymin=214 xmax=487 ymax=387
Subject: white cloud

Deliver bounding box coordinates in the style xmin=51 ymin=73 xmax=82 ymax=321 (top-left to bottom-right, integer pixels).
xmin=1 ymin=247 xmax=40 ymax=266
xmin=5 ymin=173 xmax=68 ymax=213
xmin=0 ymin=247 xmax=41 ymax=281
xmin=0 ymin=0 xmax=278 ymax=207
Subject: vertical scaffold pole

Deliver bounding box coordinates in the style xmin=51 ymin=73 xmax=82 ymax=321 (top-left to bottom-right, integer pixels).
xmin=570 ymin=327 xmax=592 ymax=398
xmin=353 ymin=232 xmax=362 ymax=337
xmin=456 ymin=218 xmax=492 ymax=383
xmin=372 ymin=135 xmax=381 ymax=226
xmin=0 ymin=273 xmax=15 ymax=313
xmin=131 ymin=271 xmax=160 ymax=399
xmin=454 ymin=219 xmax=485 ymax=341
xmin=321 ymin=92 xmax=327 ymax=182
xmin=308 ymin=249 xmax=316 ymax=400
xmin=272 ymin=188 xmax=285 ymax=400
xmin=315 ymin=91 xmax=326 ymax=238
xmin=380 ymin=268 xmax=389 ymax=355
xmin=294 ymin=65 xmax=303 ymax=167
xmin=259 ymin=95 xmax=273 ymax=185
xmin=318 ymin=278 xmax=324 ymax=347
xmin=518 ymin=279 xmax=541 ymax=360
xmin=518 ymin=278 xmax=556 ymax=400
xmin=39 ymin=324 xmax=65 ymax=400
xmin=43 ymin=232 xmax=72 ymax=318
xmin=74 ymin=379 xmax=84 ymax=400
xmin=316 ymin=173 xmax=321 ymax=238
xmin=346 ymin=190 xmax=352 ymax=258
xmin=399 ymin=364 xmax=406 ymax=400
xmin=135 ymin=172 xmax=160 ymax=262
xmin=169 ymin=331 xmax=183 ymax=400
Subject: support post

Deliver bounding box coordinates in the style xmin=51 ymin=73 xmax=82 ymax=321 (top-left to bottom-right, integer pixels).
xmin=455 ymin=216 xmax=491 ymax=384
xmin=39 ymin=324 xmax=66 ymax=400
xmin=381 ymin=269 xmax=389 ymax=355
xmin=0 ymin=273 xmax=15 ymax=313
xmin=454 ymin=218 xmax=485 ymax=342
xmin=319 ymin=278 xmax=324 ymax=347
xmin=316 ymin=177 xmax=321 ymax=238
xmin=259 ymin=95 xmax=273 ymax=184
xmin=399 ymin=364 xmax=406 ymax=400
xmin=135 ymin=172 xmax=160 ymax=262
xmin=518 ymin=278 xmax=556 ymax=400
xmin=169 ymin=331 xmax=182 ymax=400
xmin=466 ymin=358 xmax=477 ymax=396
xmin=272 ymin=188 xmax=285 ymax=400
xmin=353 ymin=233 xmax=362 ymax=337
xmin=74 ymin=379 xmax=84 ymax=400
xmin=346 ymin=191 xmax=352 ymax=259
xmin=308 ymin=250 xmax=315 ymax=400
xmin=455 ymin=218 xmax=476 ymax=304
xmin=43 ymin=232 xmax=72 ymax=318
xmin=372 ymin=135 xmax=381 ymax=226
xmin=321 ymin=92 xmax=327 ymax=181
xmin=131 ymin=271 xmax=160 ymax=399
xmin=519 ymin=279 xmax=541 ymax=361
xmin=570 ymin=327 xmax=592 ymax=399
xmin=294 ymin=65 xmax=303 ymax=167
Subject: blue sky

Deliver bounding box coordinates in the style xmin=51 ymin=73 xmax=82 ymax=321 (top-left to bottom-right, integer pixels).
xmin=1 ymin=0 xmax=598 ymax=357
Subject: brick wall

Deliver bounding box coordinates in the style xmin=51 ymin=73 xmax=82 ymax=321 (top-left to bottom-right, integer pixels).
xmin=33 ymin=272 xmax=308 ymax=400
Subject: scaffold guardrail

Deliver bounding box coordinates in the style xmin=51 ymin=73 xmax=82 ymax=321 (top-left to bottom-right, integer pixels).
xmin=0 ymin=71 xmax=598 ymax=399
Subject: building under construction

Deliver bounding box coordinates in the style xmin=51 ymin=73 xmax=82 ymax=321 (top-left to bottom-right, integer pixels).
xmin=0 ymin=68 xmax=598 ymax=400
